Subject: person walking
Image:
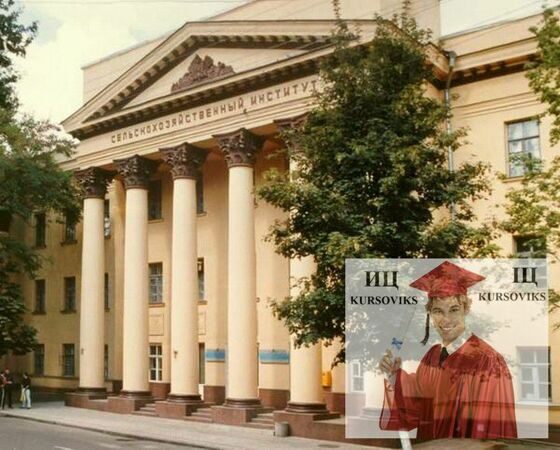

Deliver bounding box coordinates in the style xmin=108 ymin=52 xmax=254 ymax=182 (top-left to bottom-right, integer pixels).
xmin=3 ymin=369 xmax=13 ymax=409
xmin=20 ymin=373 xmax=31 ymax=409
xmin=0 ymin=370 xmax=5 ymax=409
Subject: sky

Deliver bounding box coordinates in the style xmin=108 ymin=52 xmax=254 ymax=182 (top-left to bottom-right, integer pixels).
xmin=11 ymin=0 xmax=558 ymax=124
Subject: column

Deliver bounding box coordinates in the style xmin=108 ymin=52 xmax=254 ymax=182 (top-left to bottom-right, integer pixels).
xmin=115 ymin=155 xmax=157 ymax=398
xmin=75 ymin=167 xmax=114 ymax=394
xmin=160 ymin=144 xmax=207 ymax=402
xmin=323 ymin=339 xmax=346 ymax=414
xmin=274 ymin=114 xmax=329 ymax=413
xmin=215 ymin=128 xmax=262 ymax=407
xmin=287 ymin=257 xmax=327 ymax=412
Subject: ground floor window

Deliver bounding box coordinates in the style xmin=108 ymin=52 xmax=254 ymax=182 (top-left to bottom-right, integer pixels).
xmin=62 ymin=343 xmax=75 ymax=377
xmin=199 ymin=343 xmax=205 ymax=384
xmin=518 ymin=346 xmax=550 ymax=401
xmin=349 ymin=360 xmax=364 ymax=392
xmin=34 ymin=344 xmax=45 ymax=376
xmin=149 ymin=344 xmax=163 ymax=381
xmin=104 ymin=344 xmax=109 ymax=380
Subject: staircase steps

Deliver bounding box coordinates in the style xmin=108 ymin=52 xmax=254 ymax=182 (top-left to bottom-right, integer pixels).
xmin=132 ymin=402 xmax=157 ymax=417
xmin=183 ymin=407 xmax=213 ymax=423
xmin=245 ymin=412 xmax=274 ymax=430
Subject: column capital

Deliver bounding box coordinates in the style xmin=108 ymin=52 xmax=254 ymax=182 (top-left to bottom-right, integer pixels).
xmin=214 ymin=128 xmax=263 ymax=168
xmin=114 ymin=155 xmax=158 ymax=190
xmin=75 ymin=167 xmax=115 ymax=199
xmin=273 ymin=113 xmax=308 ymax=134
xmin=160 ymin=144 xmax=207 ymax=180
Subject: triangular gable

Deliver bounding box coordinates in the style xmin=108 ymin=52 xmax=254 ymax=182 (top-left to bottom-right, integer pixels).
xmin=62 ymin=20 xmax=448 ymax=140
xmin=62 ymin=20 xmax=341 ymax=134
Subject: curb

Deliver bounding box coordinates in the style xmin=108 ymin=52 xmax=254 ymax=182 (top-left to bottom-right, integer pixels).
xmin=0 ymin=412 xmax=222 ymax=450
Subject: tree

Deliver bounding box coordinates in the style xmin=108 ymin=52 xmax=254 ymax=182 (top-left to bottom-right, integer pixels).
xmin=0 ymin=1 xmax=81 ymax=357
xmin=527 ymin=8 xmax=560 ymax=145
xmin=258 ymin=2 xmax=495 ymax=357
xmin=500 ymin=8 xmax=560 ymax=318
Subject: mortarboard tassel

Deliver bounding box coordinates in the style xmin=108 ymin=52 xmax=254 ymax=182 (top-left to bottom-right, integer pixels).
xmin=420 ymin=313 xmax=430 ymax=345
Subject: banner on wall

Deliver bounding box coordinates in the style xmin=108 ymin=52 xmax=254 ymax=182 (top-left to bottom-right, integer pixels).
xmin=345 ymin=259 xmax=549 ymax=440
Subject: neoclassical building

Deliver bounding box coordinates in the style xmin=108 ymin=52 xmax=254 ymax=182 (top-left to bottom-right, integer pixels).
xmin=5 ymin=0 xmax=560 ymax=443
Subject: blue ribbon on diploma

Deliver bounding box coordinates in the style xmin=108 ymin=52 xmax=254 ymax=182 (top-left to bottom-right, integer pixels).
xmin=391 ymin=337 xmax=403 ymax=351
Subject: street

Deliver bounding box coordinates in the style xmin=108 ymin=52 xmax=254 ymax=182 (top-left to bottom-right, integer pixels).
xmin=0 ymin=417 xmax=199 ymax=450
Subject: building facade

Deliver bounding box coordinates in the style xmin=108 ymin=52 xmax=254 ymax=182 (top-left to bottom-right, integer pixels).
xmin=4 ymin=0 xmax=560 ymax=441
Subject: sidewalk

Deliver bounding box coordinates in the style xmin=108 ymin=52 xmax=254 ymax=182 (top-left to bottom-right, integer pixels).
xmin=0 ymin=402 xmax=380 ymax=449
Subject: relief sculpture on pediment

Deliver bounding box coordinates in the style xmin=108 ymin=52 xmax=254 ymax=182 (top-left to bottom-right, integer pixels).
xmin=171 ymin=55 xmax=235 ymax=93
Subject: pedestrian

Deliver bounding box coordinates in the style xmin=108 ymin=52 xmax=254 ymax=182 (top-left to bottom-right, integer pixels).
xmin=3 ymin=368 xmax=13 ymax=409
xmin=20 ymin=372 xmax=31 ymax=409
xmin=0 ymin=370 xmax=5 ymax=410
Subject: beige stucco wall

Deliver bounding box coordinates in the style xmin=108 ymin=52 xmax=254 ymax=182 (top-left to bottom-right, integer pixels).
xmin=451 ymin=70 xmax=560 ymax=404
xmin=212 ymin=0 xmax=440 ymax=38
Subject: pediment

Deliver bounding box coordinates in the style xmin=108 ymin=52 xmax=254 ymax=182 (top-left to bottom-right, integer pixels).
xmin=62 ymin=20 xmax=345 ymax=137
xmin=62 ymin=20 xmax=448 ymax=140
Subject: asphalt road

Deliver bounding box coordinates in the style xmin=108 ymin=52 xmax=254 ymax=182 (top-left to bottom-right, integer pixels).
xmin=0 ymin=417 xmax=201 ymax=450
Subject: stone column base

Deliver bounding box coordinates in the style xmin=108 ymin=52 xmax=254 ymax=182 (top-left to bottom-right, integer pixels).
xmin=324 ymin=391 xmax=346 ymax=415
xmin=361 ymin=406 xmax=382 ymax=419
xmin=212 ymin=399 xmax=271 ymax=426
xmin=203 ymin=385 xmax=225 ymax=405
xmin=106 ymin=391 xmax=153 ymax=414
xmin=155 ymin=399 xmax=211 ymax=419
xmin=273 ymin=409 xmax=341 ymax=438
xmin=285 ymin=401 xmax=330 ymax=414
xmin=259 ymin=388 xmax=289 ymax=410
xmin=149 ymin=382 xmax=170 ymax=400
xmin=65 ymin=389 xmax=107 ymax=408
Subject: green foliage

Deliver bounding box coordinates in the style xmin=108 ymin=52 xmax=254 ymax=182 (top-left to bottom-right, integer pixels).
xmin=527 ymin=9 xmax=560 ymax=144
xmin=0 ymin=0 xmax=37 ymax=112
xmin=0 ymin=1 xmax=80 ymax=357
xmin=502 ymin=9 xmax=560 ymax=323
xmin=258 ymin=5 xmax=494 ymax=353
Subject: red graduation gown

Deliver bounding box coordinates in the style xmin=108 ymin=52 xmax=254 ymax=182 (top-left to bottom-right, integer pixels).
xmin=380 ymin=335 xmax=517 ymax=439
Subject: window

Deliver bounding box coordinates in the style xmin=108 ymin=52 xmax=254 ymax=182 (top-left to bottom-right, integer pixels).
xmin=149 ymin=263 xmax=163 ymax=304
xmin=104 ymin=344 xmax=109 ymax=380
xmin=148 ymin=180 xmax=162 ymax=220
xmin=62 ymin=344 xmax=75 ymax=377
xmin=199 ymin=343 xmax=205 ymax=384
xmin=198 ymin=258 xmax=205 ymax=301
xmin=63 ymin=214 xmax=76 ymax=243
xmin=507 ymin=119 xmax=540 ymax=177
xmin=514 ymin=236 xmax=546 ymax=258
xmin=35 ymin=213 xmax=46 ymax=247
xmin=63 ymin=276 xmax=76 ymax=312
xmin=34 ymin=279 xmax=46 ymax=313
xmin=518 ymin=347 xmax=550 ymax=402
xmin=104 ymin=199 xmax=111 ymax=238
xmin=34 ymin=344 xmax=45 ymax=376
xmin=350 ymin=360 xmax=364 ymax=392
xmin=149 ymin=344 xmax=163 ymax=381
xmin=196 ymin=175 xmax=204 ymax=214
xmin=104 ymin=273 xmax=110 ymax=310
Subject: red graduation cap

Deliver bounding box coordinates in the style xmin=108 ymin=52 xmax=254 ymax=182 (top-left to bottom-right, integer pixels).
xmin=410 ymin=261 xmax=485 ymax=345
xmin=410 ymin=261 xmax=485 ymax=299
